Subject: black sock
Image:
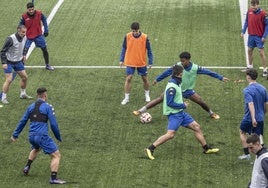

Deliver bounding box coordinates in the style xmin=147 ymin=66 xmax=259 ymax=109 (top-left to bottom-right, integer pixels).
xmin=203 ymin=144 xmax=209 ymax=151
xmin=148 ymin=144 xmax=156 ymax=151
xmin=51 ymin=172 xmax=57 ymax=180
xmin=244 ymin=147 xmax=249 ymax=155
xmin=26 ymin=159 xmax=33 ymax=167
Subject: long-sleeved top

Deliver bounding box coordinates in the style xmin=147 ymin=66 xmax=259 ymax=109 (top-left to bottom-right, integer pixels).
xmin=155 ymin=62 xmax=223 ymax=91
xmin=19 ymin=10 xmax=48 ymax=39
xmin=12 ymin=99 xmax=62 ymax=142
xmin=250 ymin=147 xmax=268 ymax=188
xmin=1 ymin=32 xmax=25 ymax=64
xmin=120 ymin=31 xmax=153 ymax=66
xmin=242 ymin=8 xmax=268 ymax=38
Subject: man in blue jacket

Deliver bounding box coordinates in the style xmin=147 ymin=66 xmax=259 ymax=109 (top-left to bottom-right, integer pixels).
xmin=11 ymin=87 xmax=66 ymax=184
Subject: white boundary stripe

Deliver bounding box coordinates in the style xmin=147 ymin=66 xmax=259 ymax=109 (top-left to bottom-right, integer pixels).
xmin=26 ymin=0 xmax=64 ymax=59
xmin=239 ymin=0 xmax=249 ymax=67
xmin=24 ymin=65 xmax=250 ymax=69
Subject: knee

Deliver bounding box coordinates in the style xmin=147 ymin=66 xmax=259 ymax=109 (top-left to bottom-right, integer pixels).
xmin=126 ymin=76 xmax=132 ymax=83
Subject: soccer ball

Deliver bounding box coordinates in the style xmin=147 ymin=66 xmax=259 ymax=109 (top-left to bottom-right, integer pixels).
xmin=140 ymin=112 xmax=152 ymax=124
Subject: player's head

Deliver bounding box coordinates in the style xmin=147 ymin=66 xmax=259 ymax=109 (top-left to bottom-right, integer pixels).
xmin=131 ymin=22 xmax=140 ymax=36
xmin=17 ymin=25 xmax=27 ymax=37
xmin=179 ymin=52 xmax=191 ymax=67
xmin=26 ymin=2 xmax=35 ymax=16
xmin=250 ymin=0 xmax=259 ymax=11
xmin=172 ymin=64 xmax=183 ymax=78
xmin=37 ymin=87 xmax=48 ymax=100
xmin=246 ymin=133 xmax=261 ymax=154
xmin=246 ymin=68 xmax=258 ymax=81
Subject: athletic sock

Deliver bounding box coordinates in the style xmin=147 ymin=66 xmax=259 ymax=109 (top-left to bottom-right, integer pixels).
xmin=202 ymin=144 xmax=209 ymax=151
xmin=26 ymin=159 xmax=33 ymax=167
xmin=148 ymin=144 xmax=156 ymax=151
xmin=138 ymin=106 xmax=147 ymax=113
xmin=51 ymin=171 xmax=57 ymax=180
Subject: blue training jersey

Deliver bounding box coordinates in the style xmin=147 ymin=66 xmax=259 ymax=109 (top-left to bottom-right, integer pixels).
xmin=155 ymin=62 xmax=223 ymax=84
xmin=243 ymin=83 xmax=268 ymax=121
xmin=12 ymin=99 xmax=62 ymax=141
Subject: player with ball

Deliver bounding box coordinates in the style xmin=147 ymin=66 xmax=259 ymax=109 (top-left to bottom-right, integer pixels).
xmin=145 ymin=65 xmax=219 ymax=160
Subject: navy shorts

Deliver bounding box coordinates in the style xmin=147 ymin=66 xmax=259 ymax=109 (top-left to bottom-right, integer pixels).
xmin=25 ymin=35 xmax=47 ymax=49
xmin=248 ymin=35 xmax=264 ymax=49
xmin=29 ymin=135 xmax=58 ymax=154
xmin=4 ymin=61 xmax=25 ymax=74
xmin=167 ymin=111 xmax=194 ymax=131
xmin=240 ymin=119 xmax=264 ymax=135
xmin=182 ymin=89 xmax=195 ymax=99
xmin=126 ymin=66 xmax=148 ymax=76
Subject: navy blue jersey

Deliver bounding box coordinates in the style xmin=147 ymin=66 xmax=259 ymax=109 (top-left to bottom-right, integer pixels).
xmin=12 ymin=99 xmax=62 ymax=141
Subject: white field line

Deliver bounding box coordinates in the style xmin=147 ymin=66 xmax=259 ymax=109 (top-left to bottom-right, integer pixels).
xmin=24 ymin=65 xmax=263 ymax=69
xmin=26 ymin=0 xmax=65 ymax=59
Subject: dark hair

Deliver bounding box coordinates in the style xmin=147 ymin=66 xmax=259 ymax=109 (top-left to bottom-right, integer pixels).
xmin=131 ymin=22 xmax=139 ymax=30
xmin=17 ymin=25 xmax=26 ymax=30
xmin=246 ymin=133 xmax=260 ymax=144
xmin=172 ymin=65 xmax=183 ymax=77
xmin=251 ymin=0 xmax=259 ymax=5
xmin=246 ymin=68 xmax=258 ymax=80
xmin=179 ymin=52 xmax=191 ymax=59
xmin=37 ymin=87 xmax=47 ymax=95
xmin=27 ymin=2 xmax=34 ymax=9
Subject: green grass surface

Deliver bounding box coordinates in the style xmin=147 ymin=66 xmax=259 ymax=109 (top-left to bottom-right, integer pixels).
xmin=0 ymin=0 xmax=267 ymax=187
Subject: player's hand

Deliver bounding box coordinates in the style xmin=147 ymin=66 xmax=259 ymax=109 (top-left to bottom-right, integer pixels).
xmin=22 ymin=55 xmax=26 ymax=64
xmin=119 ymin=61 xmax=124 ymax=68
xmin=11 ymin=136 xmax=17 ymax=142
xmin=148 ymin=65 xmax=152 ymax=70
xmin=222 ymin=77 xmax=230 ymax=82
xmin=252 ymin=119 xmax=257 ymax=127
xmin=2 ymin=64 xmax=7 ymax=70
xmin=240 ymin=33 xmax=244 ymax=38
xmin=152 ymin=80 xmax=157 ymax=86
xmin=262 ymin=37 xmax=266 ymax=43
xmin=184 ymin=101 xmax=189 ymax=108
xmin=44 ymin=32 xmax=49 ymax=37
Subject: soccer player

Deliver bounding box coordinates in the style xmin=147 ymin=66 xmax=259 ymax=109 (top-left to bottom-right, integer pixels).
xmin=145 ymin=65 xmax=219 ymax=160
xmin=238 ymin=68 xmax=268 ymax=160
xmin=133 ymin=51 xmax=229 ymax=119
xmin=20 ymin=2 xmax=54 ymax=71
xmin=241 ymin=0 xmax=268 ymax=77
xmin=246 ymin=134 xmax=268 ymax=187
xmin=11 ymin=87 xmax=66 ymax=184
xmin=119 ymin=22 xmax=153 ymax=105
xmin=0 ymin=25 xmax=32 ymax=104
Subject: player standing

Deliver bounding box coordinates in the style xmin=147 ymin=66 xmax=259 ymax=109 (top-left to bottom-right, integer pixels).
xmin=241 ymin=0 xmax=268 ymax=77
xmin=119 ymin=22 xmax=153 ymax=105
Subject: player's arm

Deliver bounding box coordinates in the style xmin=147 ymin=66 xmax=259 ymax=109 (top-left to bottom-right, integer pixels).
xmin=153 ymin=67 xmax=173 ymax=85
xmin=261 ymin=158 xmax=268 ymax=180
xmin=47 ymin=105 xmax=62 ymax=142
xmin=262 ymin=14 xmax=268 ymax=40
xmin=197 ymin=66 xmax=229 ymax=81
xmin=119 ymin=36 xmax=127 ymax=67
xmin=11 ymin=109 xmax=30 ymax=141
xmin=19 ymin=16 xmax=25 ymax=26
xmin=41 ymin=13 xmax=49 ymax=36
xmin=241 ymin=12 xmax=248 ymax=37
xmin=1 ymin=37 xmax=13 ymax=68
xmin=165 ymin=87 xmax=186 ymax=110
xmin=146 ymin=38 xmax=153 ymax=68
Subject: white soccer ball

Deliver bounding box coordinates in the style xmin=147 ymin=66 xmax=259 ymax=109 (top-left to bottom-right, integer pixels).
xmin=140 ymin=112 xmax=152 ymax=124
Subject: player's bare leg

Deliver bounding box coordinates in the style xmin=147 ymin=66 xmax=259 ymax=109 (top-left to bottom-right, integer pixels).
xmin=188 ymin=93 xmax=220 ymax=119
xmin=133 ymin=93 xmax=164 ymax=116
